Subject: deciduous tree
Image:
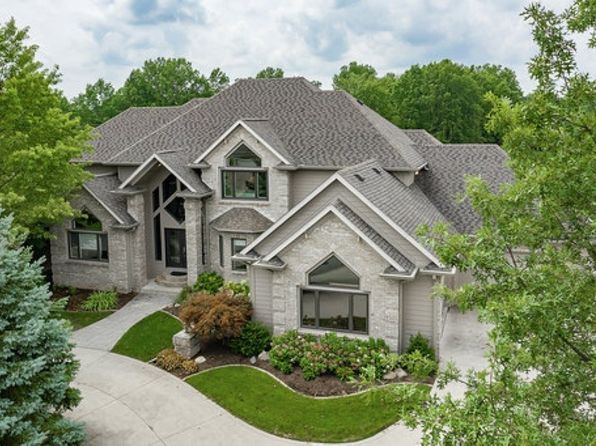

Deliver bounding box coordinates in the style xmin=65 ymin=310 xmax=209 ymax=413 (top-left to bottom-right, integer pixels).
xmin=255 ymin=66 xmax=284 ymax=79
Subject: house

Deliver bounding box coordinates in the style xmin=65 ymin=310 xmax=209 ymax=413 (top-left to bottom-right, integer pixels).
xmin=50 ymin=78 xmax=512 ymax=352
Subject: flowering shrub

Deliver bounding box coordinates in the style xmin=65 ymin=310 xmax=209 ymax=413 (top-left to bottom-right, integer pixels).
xmin=269 ymin=331 xmax=399 ymax=381
xmin=223 ymin=280 xmax=250 ymax=297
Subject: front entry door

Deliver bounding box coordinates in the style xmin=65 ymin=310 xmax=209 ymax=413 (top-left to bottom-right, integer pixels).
xmin=164 ymin=228 xmax=187 ymax=268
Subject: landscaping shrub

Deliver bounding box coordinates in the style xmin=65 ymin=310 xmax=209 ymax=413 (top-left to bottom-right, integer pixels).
xmin=81 ymin=290 xmax=118 ymax=311
xmin=223 ymin=280 xmax=250 ymax=297
xmin=179 ymin=290 xmax=252 ymax=340
xmin=228 ymin=321 xmax=271 ymax=357
xmin=269 ymin=330 xmax=398 ymax=381
xmin=405 ymin=333 xmax=435 ymax=360
xmin=192 ymin=271 xmax=224 ymax=294
xmin=155 ymin=348 xmax=199 ymax=374
xmin=176 ymin=286 xmax=192 ymax=304
xmin=400 ymin=350 xmax=438 ymax=380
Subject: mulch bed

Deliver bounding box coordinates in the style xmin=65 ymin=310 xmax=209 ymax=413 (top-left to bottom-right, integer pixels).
xmin=52 ymin=287 xmax=136 ymax=311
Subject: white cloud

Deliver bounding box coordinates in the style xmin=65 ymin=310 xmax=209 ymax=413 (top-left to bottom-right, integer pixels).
xmin=2 ymin=0 xmax=594 ymax=98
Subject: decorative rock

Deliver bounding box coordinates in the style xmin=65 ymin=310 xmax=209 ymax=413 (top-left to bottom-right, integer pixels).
xmin=173 ymin=330 xmax=201 ymax=358
xmin=174 ymin=303 xmax=180 ymax=308
xmin=195 ymin=355 xmax=206 ymax=364
xmin=257 ymin=351 xmax=269 ymax=361
xmin=249 ymin=356 xmax=257 ymax=364
xmin=396 ymin=368 xmax=408 ymax=379
xmin=383 ymin=370 xmax=398 ymax=380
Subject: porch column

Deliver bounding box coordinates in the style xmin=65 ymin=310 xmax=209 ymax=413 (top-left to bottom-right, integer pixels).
xmin=184 ymin=196 xmax=203 ymax=286
xmin=125 ymin=191 xmax=147 ymax=291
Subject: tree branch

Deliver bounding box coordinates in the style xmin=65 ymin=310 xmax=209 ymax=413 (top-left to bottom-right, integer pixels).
xmin=557 ymin=332 xmax=591 ymax=363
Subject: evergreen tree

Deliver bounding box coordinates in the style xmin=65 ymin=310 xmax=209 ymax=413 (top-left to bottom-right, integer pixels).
xmin=0 ymin=212 xmax=84 ymax=445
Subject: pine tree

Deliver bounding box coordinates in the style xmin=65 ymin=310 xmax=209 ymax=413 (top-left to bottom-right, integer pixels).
xmin=0 ymin=212 xmax=85 ymax=445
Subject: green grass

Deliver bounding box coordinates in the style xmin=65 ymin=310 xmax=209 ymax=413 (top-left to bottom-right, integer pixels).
xmin=55 ymin=310 xmax=113 ymax=330
xmin=112 ymin=311 xmax=183 ymax=361
xmin=186 ymin=366 xmax=429 ymax=443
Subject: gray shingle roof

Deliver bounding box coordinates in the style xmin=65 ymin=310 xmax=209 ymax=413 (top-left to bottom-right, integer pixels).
xmin=210 ymin=207 xmax=273 ymax=233
xmin=403 ymin=129 xmax=442 ymax=146
xmin=86 ymin=78 xmax=424 ymax=170
xmin=334 ymin=200 xmax=416 ymax=273
xmin=338 ymin=160 xmax=448 ymax=251
xmin=414 ymin=144 xmax=514 ymax=233
xmin=83 ymin=174 xmax=136 ymax=225
xmin=155 ymin=151 xmax=212 ymax=195
xmin=240 ymin=119 xmax=294 ymax=164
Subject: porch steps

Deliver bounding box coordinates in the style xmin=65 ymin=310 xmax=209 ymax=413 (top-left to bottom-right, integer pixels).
xmin=141 ymin=279 xmax=183 ymax=300
xmin=155 ymin=272 xmax=188 ymax=288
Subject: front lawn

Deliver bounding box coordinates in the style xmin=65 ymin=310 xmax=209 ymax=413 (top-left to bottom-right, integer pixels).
xmin=54 ymin=310 xmax=113 ymax=330
xmin=112 ymin=311 xmax=183 ymax=361
xmin=186 ymin=365 xmax=429 ymax=443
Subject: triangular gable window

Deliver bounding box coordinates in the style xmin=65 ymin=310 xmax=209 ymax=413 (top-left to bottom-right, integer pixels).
xmin=308 ymin=255 xmax=359 ymax=289
xmin=226 ymin=145 xmax=261 ymax=167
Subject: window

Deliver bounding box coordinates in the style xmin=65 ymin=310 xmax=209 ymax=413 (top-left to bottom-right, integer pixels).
xmin=219 ymin=235 xmax=224 ymax=267
xmin=231 ymin=238 xmax=247 ymax=271
xmin=68 ymin=211 xmax=108 ymax=262
xmin=162 ymin=174 xmax=178 ymax=202
xmin=300 ymin=255 xmax=367 ymax=333
xmin=309 ymin=255 xmax=359 ymax=289
xmin=300 ymin=290 xmax=368 ymax=334
xmin=154 ymin=214 xmax=162 ymax=260
xmin=152 ymin=187 xmax=160 ymax=212
xmin=221 ymin=145 xmax=268 ymax=200
xmin=165 ymin=196 xmax=185 ymax=223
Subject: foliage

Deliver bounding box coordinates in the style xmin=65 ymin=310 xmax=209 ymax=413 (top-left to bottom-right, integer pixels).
xmin=222 ymin=279 xmax=250 ymax=297
xmin=155 ymin=348 xmax=199 ymax=375
xmin=53 ymin=310 xmax=113 ymax=330
xmin=68 ymin=78 xmax=118 ymax=126
xmin=112 ymin=311 xmax=182 ymax=362
xmin=176 ymin=285 xmax=192 ymax=304
xmin=80 ymin=290 xmax=118 ymax=311
xmin=179 ymin=290 xmax=252 ymax=340
xmin=412 ymin=2 xmax=596 ymax=444
xmin=187 ymin=365 xmax=430 ymax=442
xmin=228 ymin=321 xmax=271 ymax=357
xmin=400 ymin=351 xmax=437 ymax=381
xmin=255 ymin=66 xmax=284 ymax=79
xmin=333 ymin=61 xmax=397 ymax=120
xmin=69 ymin=59 xmax=229 ymax=126
xmin=405 ymin=333 xmax=435 ymax=360
xmin=0 ymin=18 xmax=91 ymax=235
xmin=269 ymin=330 xmax=397 ymax=381
xmin=192 ymin=271 xmax=224 ymax=294
xmin=0 ymin=212 xmax=85 ymax=445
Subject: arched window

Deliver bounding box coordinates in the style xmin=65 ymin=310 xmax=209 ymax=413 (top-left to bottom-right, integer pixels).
xmin=222 ymin=145 xmax=268 ymax=200
xmin=309 ymin=255 xmax=359 ymax=288
xmin=301 ymin=255 xmax=367 ymax=334
xmin=68 ymin=210 xmax=108 ymax=262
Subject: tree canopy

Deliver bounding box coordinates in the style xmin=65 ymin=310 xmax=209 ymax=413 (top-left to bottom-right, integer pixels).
xmin=0 ymin=212 xmax=84 ymax=445
xmin=411 ymin=1 xmax=596 ymax=444
xmin=255 ymin=66 xmax=284 ymax=79
xmin=0 ymin=18 xmax=91 ymax=235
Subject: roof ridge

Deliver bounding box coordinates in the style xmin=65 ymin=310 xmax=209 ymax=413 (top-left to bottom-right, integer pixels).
xmin=105 ymin=95 xmax=212 ymax=163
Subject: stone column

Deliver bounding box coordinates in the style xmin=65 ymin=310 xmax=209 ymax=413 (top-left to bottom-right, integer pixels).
xmin=183 ymin=196 xmax=203 ymax=286
xmin=126 ymin=191 xmax=147 ymax=291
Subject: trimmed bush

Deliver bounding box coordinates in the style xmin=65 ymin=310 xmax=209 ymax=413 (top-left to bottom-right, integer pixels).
xmin=405 ymin=333 xmax=435 ymax=360
xmin=269 ymin=330 xmax=398 ymax=381
xmin=155 ymin=348 xmax=199 ymax=374
xmin=400 ymin=350 xmax=438 ymax=380
xmin=228 ymin=321 xmax=271 ymax=357
xmin=179 ymin=289 xmax=252 ymax=340
xmin=176 ymin=286 xmax=192 ymax=304
xmin=81 ymin=290 xmax=118 ymax=311
xmin=223 ymin=280 xmax=250 ymax=297
xmin=192 ymin=271 xmax=224 ymax=294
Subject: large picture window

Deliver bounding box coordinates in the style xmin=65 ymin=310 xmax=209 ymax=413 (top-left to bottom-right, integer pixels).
xmin=68 ymin=211 xmax=108 ymax=262
xmin=221 ymin=145 xmax=268 ymax=200
xmin=300 ymin=255 xmax=367 ymax=333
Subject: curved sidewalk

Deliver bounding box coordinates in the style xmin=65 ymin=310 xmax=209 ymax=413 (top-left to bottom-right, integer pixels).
xmin=69 ymin=347 xmax=422 ymax=446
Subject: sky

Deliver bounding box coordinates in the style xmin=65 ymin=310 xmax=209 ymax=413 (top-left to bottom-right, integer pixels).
xmin=3 ymin=0 xmax=595 ymax=98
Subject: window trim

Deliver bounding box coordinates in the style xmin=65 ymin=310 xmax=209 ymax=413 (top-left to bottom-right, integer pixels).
xmin=221 ymin=168 xmax=269 ymax=201
xmin=300 ymin=288 xmax=368 ymax=334
xmin=67 ymin=229 xmax=109 ymax=263
xmin=231 ymin=237 xmax=247 ymax=272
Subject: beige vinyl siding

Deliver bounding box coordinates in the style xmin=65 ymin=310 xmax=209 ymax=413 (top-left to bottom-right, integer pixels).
xmin=250 ymin=267 xmax=273 ymax=327
xmin=255 ymin=180 xmax=430 ymax=266
xmin=290 ymin=170 xmax=335 ymax=206
xmin=402 ymin=276 xmax=434 ymax=350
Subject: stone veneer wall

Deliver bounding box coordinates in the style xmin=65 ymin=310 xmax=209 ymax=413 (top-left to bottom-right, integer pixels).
xmin=50 ymin=190 xmax=137 ymax=292
xmin=269 ymin=212 xmax=401 ymax=351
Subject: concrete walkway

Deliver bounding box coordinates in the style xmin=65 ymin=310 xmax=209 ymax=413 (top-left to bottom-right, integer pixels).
xmin=72 ymin=291 xmax=176 ymax=350
xmin=70 ymin=347 xmax=422 ymax=446
xmin=433 ymin=308 xmax=491 ymax=399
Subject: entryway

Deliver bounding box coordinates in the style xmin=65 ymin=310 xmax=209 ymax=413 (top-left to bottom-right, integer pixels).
xmin=165 ymin=228 xmax=187 ymax=269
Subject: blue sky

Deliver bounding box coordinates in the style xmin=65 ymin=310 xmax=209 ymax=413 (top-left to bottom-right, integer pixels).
xmin=3 ymin=0 xmax=594 ymax=98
